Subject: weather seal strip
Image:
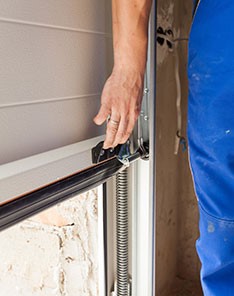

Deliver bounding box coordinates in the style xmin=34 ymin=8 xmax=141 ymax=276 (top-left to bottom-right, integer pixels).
xmin=0 ymin=153 xmax=139 ymax=232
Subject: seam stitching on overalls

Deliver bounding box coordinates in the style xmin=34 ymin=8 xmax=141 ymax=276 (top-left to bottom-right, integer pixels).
xmin=199 ymin=203 xmax=234 ymax=224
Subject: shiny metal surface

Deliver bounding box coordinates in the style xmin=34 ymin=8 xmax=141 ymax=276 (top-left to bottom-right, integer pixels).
xmin=116 ymin=169 xmax=129 ymax=296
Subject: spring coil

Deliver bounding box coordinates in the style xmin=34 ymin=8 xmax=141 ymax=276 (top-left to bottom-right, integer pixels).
xmin=116 ymin=169 xmax=129 ymax=296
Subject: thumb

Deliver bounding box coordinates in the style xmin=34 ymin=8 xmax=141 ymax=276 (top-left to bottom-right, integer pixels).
xmin=93 ymin=104 xmax=110 ymax=125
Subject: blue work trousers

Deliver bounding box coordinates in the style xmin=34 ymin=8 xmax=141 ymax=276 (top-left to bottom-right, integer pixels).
xmin=188 ymin=1 xmax=234 ymax=295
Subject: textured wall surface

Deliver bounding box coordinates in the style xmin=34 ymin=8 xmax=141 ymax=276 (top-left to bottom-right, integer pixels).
xmin=156 ymin=0 xmax=202 ymax=295
xmin=0 ymin=190 xmax=99 ymax=296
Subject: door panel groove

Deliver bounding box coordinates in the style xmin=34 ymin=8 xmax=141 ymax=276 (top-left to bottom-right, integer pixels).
xmin=0 ymin=17 xmax=112 ymax=37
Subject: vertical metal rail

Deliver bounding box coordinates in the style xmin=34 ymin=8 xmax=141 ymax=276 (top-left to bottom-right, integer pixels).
xmin=148 ymin=1 xmax=157 ymax=295
xmin=115 ymin=0 xmax=156 ymax=295
xmin=132 ymin=1 xmax=157 ymax=295
xmin=116 ymin=169 xmax=129 ymax=296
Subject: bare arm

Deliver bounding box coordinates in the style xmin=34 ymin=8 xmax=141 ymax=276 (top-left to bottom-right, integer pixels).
xmin=94 ymin=0 xmax=152 ymax=148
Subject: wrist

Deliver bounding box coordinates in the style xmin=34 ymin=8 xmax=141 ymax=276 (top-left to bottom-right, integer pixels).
xmin=111 ymin=64 xmax=145 ymax=88
xmin=113 ymin=38 xmax=148 ymax=76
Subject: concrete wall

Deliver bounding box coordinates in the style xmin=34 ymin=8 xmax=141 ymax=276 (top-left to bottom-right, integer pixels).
xmin=0 ymin=190 xmax=99 ymax=296
xmin=156 ymin=0 xmax=202 ymax=295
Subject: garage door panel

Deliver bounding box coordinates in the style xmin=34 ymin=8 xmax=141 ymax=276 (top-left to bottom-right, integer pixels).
xmin=0 ymin=22 xmax=112 ymax=105
xmin=0 ymin=1 xmax=112 ymax=199
xmin=0 ymin=97 xmax=104 ymax=164
xmin=0 ymin=0 xmax=112 ymax=34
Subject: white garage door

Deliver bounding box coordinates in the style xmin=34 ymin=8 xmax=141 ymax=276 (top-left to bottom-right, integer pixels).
xmin=0 ymin=0 xmax=113 ymax=201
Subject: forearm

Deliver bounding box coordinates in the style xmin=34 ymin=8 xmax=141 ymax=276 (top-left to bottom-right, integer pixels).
xmin=112 ymin=0 xmax=152 ymax=74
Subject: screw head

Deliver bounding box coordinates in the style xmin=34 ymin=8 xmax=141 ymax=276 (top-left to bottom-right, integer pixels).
xmin=100 ymin=149 xmax=105 ymax=156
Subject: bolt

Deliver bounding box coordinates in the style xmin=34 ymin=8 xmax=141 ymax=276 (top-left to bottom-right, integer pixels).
xmin=100 ymin=149 xmax=105 ymax=156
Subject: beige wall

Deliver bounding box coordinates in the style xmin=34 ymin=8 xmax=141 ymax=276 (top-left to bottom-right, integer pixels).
xmin=156 ymin=0 xmax=202 ymax=294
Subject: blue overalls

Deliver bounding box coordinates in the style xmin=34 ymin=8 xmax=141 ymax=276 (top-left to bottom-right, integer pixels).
xmin=188 ymin=1 xmax=234 ymax=295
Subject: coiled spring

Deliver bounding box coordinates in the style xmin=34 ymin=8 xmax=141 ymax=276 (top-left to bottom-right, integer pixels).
xmin=116 ymin=169 xmax=129 ymax=296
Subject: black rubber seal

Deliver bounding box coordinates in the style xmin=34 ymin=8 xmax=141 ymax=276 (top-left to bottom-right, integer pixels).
xmin=0 ymin=157 xmax=123 ymax=231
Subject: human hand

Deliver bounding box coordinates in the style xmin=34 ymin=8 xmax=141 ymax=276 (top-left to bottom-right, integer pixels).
xmin=93 ymin=66 xmax=144 ymax=149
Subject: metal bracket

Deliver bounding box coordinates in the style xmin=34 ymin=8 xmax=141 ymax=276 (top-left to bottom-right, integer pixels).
xmin=91 ymin=141 xmax=132 ymax=166
xmin=91 ymin=141 xmax=121 ymax=164
xmin=138 ymin=138 xmax=149 ymax=160
xmin=136 ymin=85 xmax=150 ymax=161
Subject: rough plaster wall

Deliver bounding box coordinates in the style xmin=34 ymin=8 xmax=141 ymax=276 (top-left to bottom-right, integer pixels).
xmin=156 ymin=0 xmax=202 ymax=295
xmin=156 ymin=2 xmax=180 ymax=292
xmin=176 ymin=0 xmax=201 ymax=285
xmin=0 ymin=190 xmax=98 ymax=296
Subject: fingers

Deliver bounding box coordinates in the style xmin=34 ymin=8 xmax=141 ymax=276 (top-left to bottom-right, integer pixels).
xmin=95 ymin=105 xmax=140 ymax=148
xmin=119 ymin=102 xmax=140 ymax=144
xmin=100 ymin=104 xmax=140 ymax=148
xmin=93 ymin=67 xmax=144 ymax=148
xmin=112 ymin=115 xmax=129 ymax=147
xmin=103 ymin=112 xmax=120 ymax=149
xmin=93 ymin=103 xmax=110 ymax=125
xmin=119 ymin=110 xmax=136 ymax=144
